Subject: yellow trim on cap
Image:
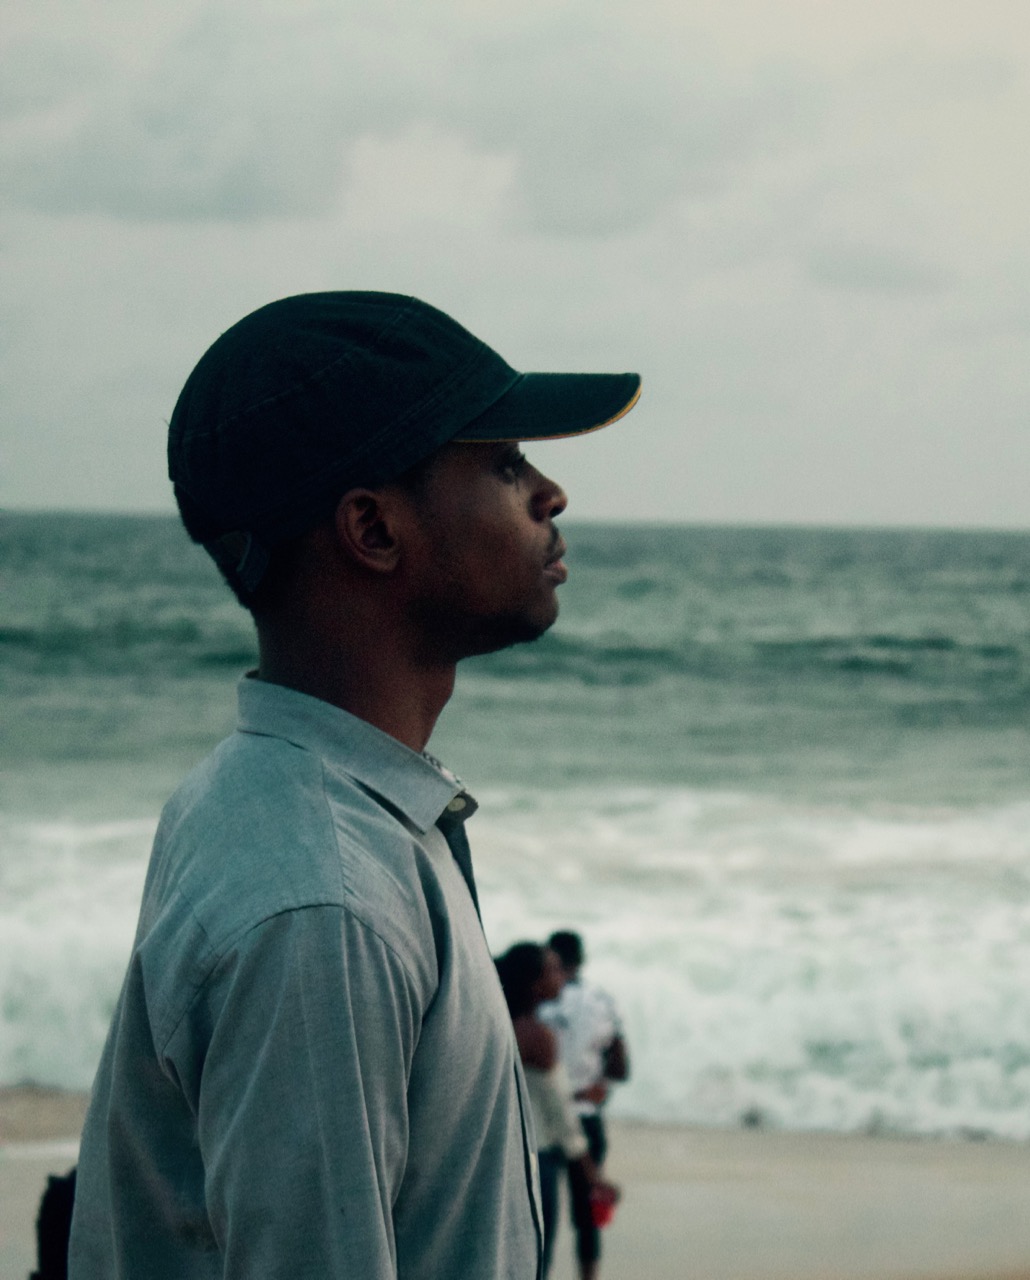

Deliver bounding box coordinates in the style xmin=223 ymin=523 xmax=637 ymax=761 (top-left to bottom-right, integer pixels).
xmin=452 ymin=380 xmax=642 ymax=444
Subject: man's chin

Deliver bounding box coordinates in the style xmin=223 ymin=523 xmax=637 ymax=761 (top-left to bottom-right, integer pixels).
xmin=459 ymin=604 xmax=559 ymax=659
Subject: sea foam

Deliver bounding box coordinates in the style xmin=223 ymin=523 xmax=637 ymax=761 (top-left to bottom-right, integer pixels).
xmin=4 ymin=785 xmax=1030 ymax=1139
xmin=473 ymin=787 xmax=1030 ymax=1139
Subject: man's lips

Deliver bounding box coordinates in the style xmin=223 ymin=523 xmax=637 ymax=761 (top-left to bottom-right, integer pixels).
xmin=544 ymin=537 xmax=568 ymax=584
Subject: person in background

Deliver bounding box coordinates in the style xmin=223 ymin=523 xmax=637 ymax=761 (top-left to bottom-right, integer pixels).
xmin=539 ymin=929 xmax=630 ymax=1280
xmin=67 ymin=292 xmax=641 ymax=1280
xmin=494 ymin=942 xmax=617 ymax=1279
xmin=31 ymin=1168 xmax=76 ymax=1280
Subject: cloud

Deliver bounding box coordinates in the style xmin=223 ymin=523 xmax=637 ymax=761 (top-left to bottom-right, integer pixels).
xmin=0 ymin=0 xmax=823 ymax=232
xmin=804 ymin=243 xmax=952 ymax=294
xmin=4 ymin=0 xmax=1026 ymax=236
xmin=442 ymin=19 xmax=825 ymax=235
xmin=1 ymin=9 xmax=358 ymax=220
xmin=0 ymin=36 xmax=107 ymax=116
xmin=341 ymin=126 xmax=517 ymax=231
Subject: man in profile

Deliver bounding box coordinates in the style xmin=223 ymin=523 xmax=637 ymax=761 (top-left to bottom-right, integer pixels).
xmin=68 ymin=292 xmax=640 ymax=1280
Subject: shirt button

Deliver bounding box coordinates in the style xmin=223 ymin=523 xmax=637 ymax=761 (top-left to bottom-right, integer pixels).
xmin=446 ymin=796 xmax=467 ymax=813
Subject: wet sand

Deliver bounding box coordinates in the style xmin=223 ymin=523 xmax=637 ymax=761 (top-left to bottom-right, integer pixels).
xmin=5 ymin=1087 xmax=1030 ymax=1280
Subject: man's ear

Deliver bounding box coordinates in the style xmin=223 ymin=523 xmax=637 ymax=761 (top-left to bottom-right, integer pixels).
xmin=332 ymin=488 xmax=405 ymax=573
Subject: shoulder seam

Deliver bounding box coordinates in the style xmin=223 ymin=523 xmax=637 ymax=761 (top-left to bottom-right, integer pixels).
xmin=160 ymin=899 xmax=423 ymax=1060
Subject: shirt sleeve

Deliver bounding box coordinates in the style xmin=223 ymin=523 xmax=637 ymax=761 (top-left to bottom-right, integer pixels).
xmin=188 ymin=904 xmax=422 ymax=1278
xmin=594 ymin=986 xmax=622 ymax=1042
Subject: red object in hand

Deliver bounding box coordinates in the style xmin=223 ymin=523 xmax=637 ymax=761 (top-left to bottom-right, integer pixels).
xmin=589 ymin=1182 xmax=620 ymax=1228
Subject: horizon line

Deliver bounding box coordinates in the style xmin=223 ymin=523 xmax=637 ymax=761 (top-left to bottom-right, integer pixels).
xmin=3 ymin=506 xmax=1029 ymax=537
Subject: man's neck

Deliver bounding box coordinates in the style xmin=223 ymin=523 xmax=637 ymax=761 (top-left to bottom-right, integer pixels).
xmin=256 ymin=632 xmax=456 ymax=753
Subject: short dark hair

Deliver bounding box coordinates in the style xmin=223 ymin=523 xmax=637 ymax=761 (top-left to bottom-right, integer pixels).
xmin=547 ymin=930 xmax=584 ymax=970
xmin=494 ymin=942 xmax=548 ymax=1019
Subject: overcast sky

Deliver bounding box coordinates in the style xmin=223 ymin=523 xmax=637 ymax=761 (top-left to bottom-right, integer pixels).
xmin=2 ymin=0 xmax=1028 ymax=526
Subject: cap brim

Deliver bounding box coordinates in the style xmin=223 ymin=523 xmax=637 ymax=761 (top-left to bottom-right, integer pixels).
xmin=452 ymin=371 xmax=641 ymax=443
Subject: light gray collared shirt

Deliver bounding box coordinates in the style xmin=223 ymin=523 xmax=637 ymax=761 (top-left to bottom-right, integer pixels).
xmin=69 ymin=677 xmax=542 ymax=1279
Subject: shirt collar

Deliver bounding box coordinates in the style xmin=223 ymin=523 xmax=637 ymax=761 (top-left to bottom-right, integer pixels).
xmin=236 ymin=675 xmax=477 ymax=834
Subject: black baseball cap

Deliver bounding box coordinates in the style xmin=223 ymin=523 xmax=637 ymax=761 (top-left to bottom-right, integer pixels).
xmin=168 ymin=291 xmax=641 ymax=595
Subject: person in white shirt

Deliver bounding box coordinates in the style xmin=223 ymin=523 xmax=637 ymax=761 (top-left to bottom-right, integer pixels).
xmin=539 ymin=930 xmax=630 ymax=1280
xmin=494 ymin=942 xmax=619 ymax=1278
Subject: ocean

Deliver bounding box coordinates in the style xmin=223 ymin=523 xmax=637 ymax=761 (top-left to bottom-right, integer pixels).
xmin=3 ymin=512 xmax=1030 ymax=1140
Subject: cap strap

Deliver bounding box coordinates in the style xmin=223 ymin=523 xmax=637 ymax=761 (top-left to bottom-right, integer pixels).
xmin=205 ymin=530 xmax=270 ymax=596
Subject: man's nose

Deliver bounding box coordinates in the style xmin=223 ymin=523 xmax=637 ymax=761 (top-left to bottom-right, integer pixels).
xmin=533 ymin=469 xmax=568 ymax=520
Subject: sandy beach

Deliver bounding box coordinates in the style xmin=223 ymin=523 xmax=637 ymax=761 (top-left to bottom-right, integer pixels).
xmin=5 ymin=1089 xmax=1030 ymax=1280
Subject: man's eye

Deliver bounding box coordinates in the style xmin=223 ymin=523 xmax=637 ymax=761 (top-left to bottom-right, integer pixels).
xmin=499 ymin=451 xmax=528 ymax=481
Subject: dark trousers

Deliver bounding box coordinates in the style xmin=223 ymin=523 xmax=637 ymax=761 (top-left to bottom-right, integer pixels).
xmin=570 ymin=1113 xmax=607 ymax=1267
xmin=538 ymin=1147 xmax=564 ymax=1277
